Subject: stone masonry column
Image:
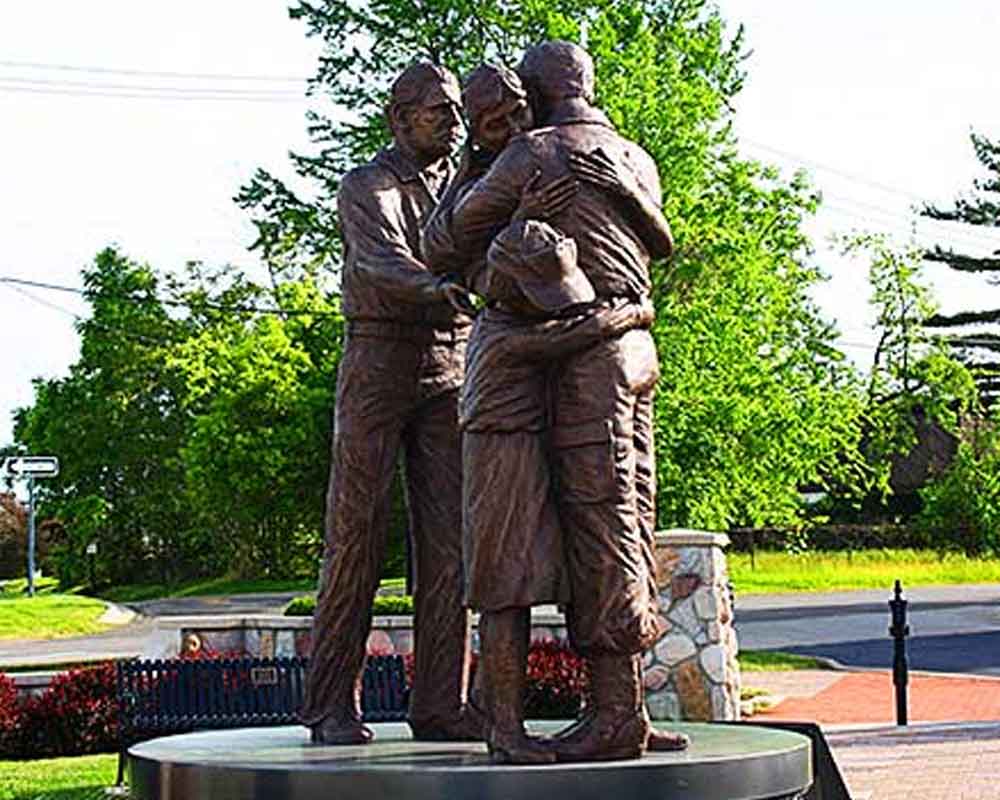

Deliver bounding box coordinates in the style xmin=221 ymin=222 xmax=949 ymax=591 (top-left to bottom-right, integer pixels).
xmin=643 ymin=529 xmax=740 ymax=721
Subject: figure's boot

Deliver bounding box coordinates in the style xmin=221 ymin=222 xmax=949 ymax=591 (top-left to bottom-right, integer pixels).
xmin=636 ymin=656 xmax=690 ymax=752
xmin=309 ymin=680 xmax=373 ymax=745
xmin=549 ymin=654 xmax=648 ymax=762
xmin=481 ymin=609 xmax=556 ymax=764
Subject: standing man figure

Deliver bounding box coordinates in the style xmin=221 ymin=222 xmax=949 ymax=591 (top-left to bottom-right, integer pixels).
xmin=301 ymin=61 xmax=481 ymax=746
xmin=430 ymin=41 xmax=687 ymax=761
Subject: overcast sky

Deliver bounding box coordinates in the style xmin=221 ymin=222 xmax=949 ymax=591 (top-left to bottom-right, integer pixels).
xmin=2 ymin=1 xmax=999 ymax=447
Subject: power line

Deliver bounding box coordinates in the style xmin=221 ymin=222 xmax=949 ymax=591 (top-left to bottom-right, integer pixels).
xmin=0 ymin=276 xmax=337 ymax=318
xmin=1 ymin=281 xmax=184 ymax=350
xmin=0 ymin=59 xmax=309 ymax=83
xmin=1 ymin=75 xmax=302 ymax=97
xmin=0 ymin=84 xmax=307 ymax=104
xmin=743 ymin=138 xmax=927 ymax=205
xmin=746 ymin=138 xmax=1000 ymax=249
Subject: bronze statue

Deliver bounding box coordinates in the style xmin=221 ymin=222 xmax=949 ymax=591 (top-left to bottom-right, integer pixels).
xmin=424 ymin=63 xmax=657 ymax=763
xmin=426 ymin=42 xmax=689 ymax=762
xmin=301 ymin=61 xmax=484 ymax=746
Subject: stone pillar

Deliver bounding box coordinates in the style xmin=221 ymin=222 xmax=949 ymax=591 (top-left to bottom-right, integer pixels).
xmin=643 ymin=529 xmax=740 ymax=722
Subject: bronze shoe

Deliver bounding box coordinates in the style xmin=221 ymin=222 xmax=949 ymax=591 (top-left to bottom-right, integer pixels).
xmin=488 ymin=726 xmax=557 ymax=764
xmin=309 ymin=716 xmax=374 ymax=745
xmin=646 ymin=726 xmax=691 ymax=751
xmin=410 ymin=702 xmax=489 ymax=742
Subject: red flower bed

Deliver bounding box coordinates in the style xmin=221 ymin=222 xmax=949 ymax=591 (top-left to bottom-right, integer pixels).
xmin=524 ymin=639 xmax=589 ymax=719
xmin=14 ymin=662 xmax=118 ymax=758
xmin=0 ymin=672 xmax=18 ymax=754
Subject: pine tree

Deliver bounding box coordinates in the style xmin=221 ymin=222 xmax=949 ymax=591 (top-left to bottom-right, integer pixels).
xmin=922 ymin=132 xmax=1000 ymax=407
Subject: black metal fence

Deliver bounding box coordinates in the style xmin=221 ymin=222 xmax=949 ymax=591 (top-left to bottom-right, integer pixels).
xmin=116 ymin=654 xmax=409 ymax=784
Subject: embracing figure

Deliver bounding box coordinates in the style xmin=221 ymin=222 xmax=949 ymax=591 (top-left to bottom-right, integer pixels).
xmin=424 ymin=42 xmax=688 ymax=763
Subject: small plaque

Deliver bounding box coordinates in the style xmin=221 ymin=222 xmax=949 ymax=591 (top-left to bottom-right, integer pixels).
xmin=250 ymin=667 xmax=278 ymax=687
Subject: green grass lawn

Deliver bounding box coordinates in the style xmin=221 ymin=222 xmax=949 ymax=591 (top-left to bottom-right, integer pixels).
xmin=0 ymin=754 xmax=117 ymax=800
xmin=94 ymin=548 xmax=1000 ymax=607
xmin=737 ymin=650 xmax=827 ymax=672
xmin=729 ymin=548 xmax=1000 ymax=593
xmin=103 ymin=575 xmax=317 ymax=603
xmin=0 ymin=595 xmax=110 ymax=640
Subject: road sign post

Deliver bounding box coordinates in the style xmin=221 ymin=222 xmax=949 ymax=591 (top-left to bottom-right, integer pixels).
xmin=2 ymin=456 xmax=59 ymax=597
xmin=27 ymin=475 xmax=36 ymax=597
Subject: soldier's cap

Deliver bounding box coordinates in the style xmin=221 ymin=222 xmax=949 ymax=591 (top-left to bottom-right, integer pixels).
xmin=462 ymin=63 xmax=525 ymax=130
xmin=487 ymin=220 xmax=594 ymax=313
xmin=390 ymin=62 xmax=461 ymax=110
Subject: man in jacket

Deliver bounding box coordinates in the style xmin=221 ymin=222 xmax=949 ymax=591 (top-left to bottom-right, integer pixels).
xmin=301 ymin=61 xmax=481 ymax=746
xmin=424 ymin=41 xmax=686 ymax=761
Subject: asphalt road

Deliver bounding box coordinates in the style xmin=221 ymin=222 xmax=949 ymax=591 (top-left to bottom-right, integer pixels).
xmin=1 ymin=585 xmax=997 ymax=674
xmin=0 ymin=593 xmax=297 ymax=668
xmin=735 ymin=584 xmax=1000 ymax=676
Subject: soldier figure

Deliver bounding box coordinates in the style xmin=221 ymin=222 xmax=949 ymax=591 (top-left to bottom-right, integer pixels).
xmin=431 ymin=41 xmax=688 ymax=761
xmin=301 ymin=62 xmax=483 ymax=745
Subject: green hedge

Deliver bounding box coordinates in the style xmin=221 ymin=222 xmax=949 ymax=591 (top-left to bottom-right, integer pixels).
xmin=284 ymin=594 xmax=415 ymax=617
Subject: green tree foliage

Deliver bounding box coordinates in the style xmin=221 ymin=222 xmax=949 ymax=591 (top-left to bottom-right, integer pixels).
xmin=916 ymin=413 xmax=1000 ymax=556
xmin=239 ymin=0 xmax=863 ymax=531
xmin=839 ymin=233 xmax=977 ymax=497
xmin=13 ymin=250 xmax=339 ymax=584
xmin=14 ymin=248 xmax=197 ymax=586
xmin=166 ymin=267 xmax=342 ymax=577
xmin=923 ymin=132 xmax=1000 ymax=406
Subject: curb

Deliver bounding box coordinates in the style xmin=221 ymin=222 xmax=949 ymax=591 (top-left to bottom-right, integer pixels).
xmin=99 ymin=601 xmax=138 ymax=626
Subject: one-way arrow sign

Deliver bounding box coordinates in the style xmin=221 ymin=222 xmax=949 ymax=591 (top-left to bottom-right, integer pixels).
xmin=2 ymin=456 xmax=60 ymax=478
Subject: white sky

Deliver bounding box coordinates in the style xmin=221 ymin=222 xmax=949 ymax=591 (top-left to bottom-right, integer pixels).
xmin=2 ymin=1 xmax=1000 ymax=446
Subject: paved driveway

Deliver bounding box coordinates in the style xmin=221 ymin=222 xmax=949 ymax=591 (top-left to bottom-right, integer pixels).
xmin=736 ymin=584 xmax=1000 ymax=675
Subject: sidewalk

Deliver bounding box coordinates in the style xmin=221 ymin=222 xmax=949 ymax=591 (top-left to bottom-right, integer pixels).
xmin=744 ymin=669 xmax=1000 ymax=799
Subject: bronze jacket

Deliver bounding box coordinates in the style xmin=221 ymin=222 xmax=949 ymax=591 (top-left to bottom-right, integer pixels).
xmin=423 ymin=104 xmax=662 ymax=302
xmin=338 ymin=146 xmax=473 ymax=331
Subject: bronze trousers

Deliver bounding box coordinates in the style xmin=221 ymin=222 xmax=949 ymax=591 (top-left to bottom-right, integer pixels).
xmin=301 ymin=332 xmax=469 ymax=731
xmin=550 ymin=329 xmax=663 ymax=656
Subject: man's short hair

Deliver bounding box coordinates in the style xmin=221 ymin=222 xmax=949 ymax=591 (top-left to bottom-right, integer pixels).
xmin=517 ymin=40 xmax=595 ymax=104
xmin=462 ymin=63 xmax=525 ymax=131
xmin=387 ymin=62 xmax=460 ymax=130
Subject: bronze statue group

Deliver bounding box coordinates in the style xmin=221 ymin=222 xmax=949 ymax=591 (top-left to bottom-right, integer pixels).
xmin=302 ymin=40 xmax=690 ymax=764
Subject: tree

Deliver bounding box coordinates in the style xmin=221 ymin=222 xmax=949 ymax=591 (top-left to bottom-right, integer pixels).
xmin=923 ymin=132 xmax=1000 ymax=407
xmin=166 ymin=266 xmax=343 ymax=578
xmin=0 ymin=492 xmax=28 ymax=579
xmin=239 ymin=0 xmax=864 ymax=532
xmin=13 ymin=248 xmax=201 ymax=586
xmin=839 ymin=233 xmax=978 ymax=503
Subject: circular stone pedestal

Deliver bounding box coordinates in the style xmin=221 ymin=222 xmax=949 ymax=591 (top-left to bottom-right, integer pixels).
xmin=129 ymin=722 xmax=811 ymax=800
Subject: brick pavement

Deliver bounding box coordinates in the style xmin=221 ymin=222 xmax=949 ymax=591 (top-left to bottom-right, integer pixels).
xmin=744 ymin=670 xmax=1000 ymax=799
xmin=753 ymin=669 xmax=1000 ymax=724
xmin=825 ymin=724 xmax=1000 ymax=800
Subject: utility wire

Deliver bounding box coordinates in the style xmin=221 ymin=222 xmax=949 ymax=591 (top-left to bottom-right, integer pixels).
xmin=0 ymin=85 xmax=307 ymax=104
xmin=2 ymin=281 xmax=184 ymax=350
xmin=0 ymin=276 xmax=337 ymax=318
xmin=1 ymin=76 xmax=302 ymax=97
xmin=0 ymin=59 xmax=309 ymax=83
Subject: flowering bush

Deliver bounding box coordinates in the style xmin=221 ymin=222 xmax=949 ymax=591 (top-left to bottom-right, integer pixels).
xmin=524 ymin=639 xmax=589 ymax=719
xmin=464 ymin=639 xmax=590 ymax=720
xmin=15 ymin=662 xmax=118 ymax=758
xmin=0 ymin=672 xmax=18 ymax=754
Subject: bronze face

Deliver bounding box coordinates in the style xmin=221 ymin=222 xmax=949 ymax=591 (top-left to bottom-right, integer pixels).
xmin=402 ymin=83 xmax=464 ymax=162
xmin=473 ymin=94 xmax=533 ymax=154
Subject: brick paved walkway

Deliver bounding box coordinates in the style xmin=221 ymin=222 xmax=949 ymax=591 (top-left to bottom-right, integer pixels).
xmin=753 ymin=669 xmax=1000 ymax=724
xmin=744 ymin=670 xmax=1000 ymax=799
xmin=825 ymin=724 xmax=1000 ymax=800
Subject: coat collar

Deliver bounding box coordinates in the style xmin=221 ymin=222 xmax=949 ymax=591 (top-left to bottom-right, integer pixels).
xmin=545 ymin=101 xmax=614 ymax=130
xmin=376 ymin=146 xmax=450 ymax=185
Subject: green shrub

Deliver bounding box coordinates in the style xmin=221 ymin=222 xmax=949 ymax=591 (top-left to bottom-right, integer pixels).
xmin=283 ymin=595 xmax=316 ymax=617
xmin=916 ymin=419 xmax=1000 ymax=556
xmin=283 ymin=593 xmax=415 ymax=617
xmin=372 ymin=595 xmax=414 ymax=615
